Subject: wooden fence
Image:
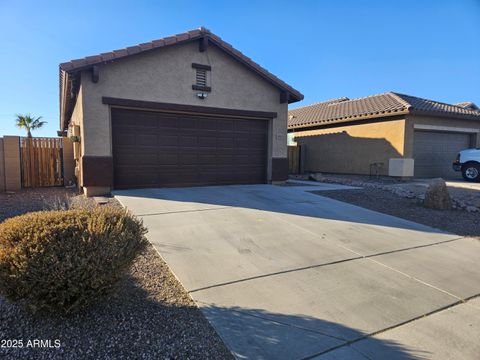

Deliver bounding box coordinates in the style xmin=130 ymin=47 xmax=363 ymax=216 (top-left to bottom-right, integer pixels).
xmin=20 ymin=137 xmax=63 ymax=188
xmin=288 ymin=145 xmax=301 ymax=174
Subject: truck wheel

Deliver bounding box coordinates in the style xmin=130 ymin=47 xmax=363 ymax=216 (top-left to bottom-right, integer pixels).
xmin=462 ymin=163 xmax=480 ymax=182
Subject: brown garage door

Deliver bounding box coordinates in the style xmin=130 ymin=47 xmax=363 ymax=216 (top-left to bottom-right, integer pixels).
xmin=413 ymin=130 xmax=473 ymax=179
xmin=111 ymin=108 xmax=268 ymax=189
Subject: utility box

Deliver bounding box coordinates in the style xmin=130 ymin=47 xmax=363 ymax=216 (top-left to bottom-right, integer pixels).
xmin=389 ymin=158 xmax=414 ymax=177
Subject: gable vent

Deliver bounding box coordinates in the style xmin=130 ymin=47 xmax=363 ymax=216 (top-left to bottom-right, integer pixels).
xmin=196 ymin=68 xmax=207 ymax=87
xmin=192 ymin=63 xmax=211 ymax=92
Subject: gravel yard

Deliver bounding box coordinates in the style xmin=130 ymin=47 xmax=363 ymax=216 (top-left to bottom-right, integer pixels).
xmin=314 ymin=187 xmax=480 ymax=238
xmin=0 ymin=189 xmax=232 ymax=359
xmin=0 ymin=188 xmax=77 ymax=222
xmin=303 ymin=173 xmax=480 ymax=212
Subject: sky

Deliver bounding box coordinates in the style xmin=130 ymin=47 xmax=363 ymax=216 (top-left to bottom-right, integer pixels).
xmin=0 ymin=0 xmax=479 ymax=137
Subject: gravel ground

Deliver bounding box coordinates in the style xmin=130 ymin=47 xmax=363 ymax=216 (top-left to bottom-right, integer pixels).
xmin=302 ymin=173 xmax=480 ymax=211
xmin=313 ymin=188 xmax=480 ymax=238
xmin=0 ymin=187 xmax=78 ymax=222
xmin=0 ymin=189 xmax=232 ymax=359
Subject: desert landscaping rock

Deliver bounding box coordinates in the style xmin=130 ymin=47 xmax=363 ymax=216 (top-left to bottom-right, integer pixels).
xmin=423 ymin=178 xmax=452 ymax=210
xmin=315 ymin=187 xmax=480 ymax=238
xmin=307 ymin=173 xmax=480 ymax=212
xmin=0 ymin=189 xmax=232 ymax=359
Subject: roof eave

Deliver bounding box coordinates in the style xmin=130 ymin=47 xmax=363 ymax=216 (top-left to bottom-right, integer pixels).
xmin=287 ymin=109 xmax=410 ymax=131
xmin=408 ymin=109 xmax=480 ymax=121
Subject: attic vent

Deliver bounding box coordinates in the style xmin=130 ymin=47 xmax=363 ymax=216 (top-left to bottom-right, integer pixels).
xmin=192 ymin=63 xmax=212 ymax=92
xmin=196 ymin=68 xmax=207 ymax=87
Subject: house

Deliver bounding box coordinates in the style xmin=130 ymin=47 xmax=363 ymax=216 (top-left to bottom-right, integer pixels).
xmin=288 ymin=92 xmax=480 ymax=179
xmin=59 ymin=28 xmax=303 ymax=196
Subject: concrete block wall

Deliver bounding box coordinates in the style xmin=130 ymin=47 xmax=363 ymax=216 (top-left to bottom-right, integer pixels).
xmin=3 ymin=136 xmax=21 ymax=191
xmin=0 ymin=138 xmax=5 ymax=192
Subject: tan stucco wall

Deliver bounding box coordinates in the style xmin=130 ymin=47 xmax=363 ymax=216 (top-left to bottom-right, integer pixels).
xmin=293 ymin=119 xmax=406 ymax=175
xmin=70 ymin=85 xmax=84 ymax=186
xmin=62 ymin=137 xmax=75 ymax=186
xmin=3 ymin=136 xmax=21 ymax=191
xmin=0 ymin=138 xmax=5 ymax=192
xmin=404 ymin=115 xmax=480 ymax=157
xmin=78 ymin=41 xmax=288 ymax=184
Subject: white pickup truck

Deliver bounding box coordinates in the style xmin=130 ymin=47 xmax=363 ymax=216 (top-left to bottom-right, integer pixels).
xmin=453 ymin=148 xmax=480 ymax=182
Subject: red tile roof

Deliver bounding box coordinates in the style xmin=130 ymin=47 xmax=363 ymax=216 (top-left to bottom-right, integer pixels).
xmin=288 ymin=92 xmax=480 ymax=130
xmin=59 ymin=28 xmax=303 ymax=129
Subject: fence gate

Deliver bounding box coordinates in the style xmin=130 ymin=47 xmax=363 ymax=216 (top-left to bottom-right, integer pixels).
xmin=20 ymin=137 xmax=64 ymax=188
xmin=288 ymin=145 xmax=301 ymax=174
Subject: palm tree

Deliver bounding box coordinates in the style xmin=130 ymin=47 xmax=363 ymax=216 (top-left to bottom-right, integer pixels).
xmin=15 ymin=114 xmax=47 ymax=138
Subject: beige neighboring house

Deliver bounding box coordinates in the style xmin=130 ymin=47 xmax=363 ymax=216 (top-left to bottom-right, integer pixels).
xmin=288 ymin=93 xmax=480 ymax=179
xmin=59 ymin=27 xmax=303 ymax=196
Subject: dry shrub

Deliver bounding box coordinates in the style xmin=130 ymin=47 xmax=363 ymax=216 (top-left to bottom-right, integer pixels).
xmin=0 ymin=207 xmax=148 ymax=314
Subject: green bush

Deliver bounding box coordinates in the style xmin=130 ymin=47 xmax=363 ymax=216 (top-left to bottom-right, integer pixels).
xmin=0 ymin=207 xmax=148 ymax=314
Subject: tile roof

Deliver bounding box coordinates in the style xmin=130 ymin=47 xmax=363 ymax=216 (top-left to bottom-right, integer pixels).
xmin=288 ymin=92 xmax=480 ymax=130
xmin=455 ymin=102 xmax=479 ymax=111
xmin=60 ymin=27 xmax=303 ymax=130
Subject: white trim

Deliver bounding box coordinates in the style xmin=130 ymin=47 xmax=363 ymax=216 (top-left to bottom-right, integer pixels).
xmin=414 ymin=124 xmax=480 ymax=134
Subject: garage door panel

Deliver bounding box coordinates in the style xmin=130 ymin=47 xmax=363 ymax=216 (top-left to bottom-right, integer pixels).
xmin=115 ymin=115 xmax=157 ymax=129
xmin=112 ymin=109 xmax=268 ymax=188
xmin=198 ymin=154 xmax=217 ymax=165
xmin=217 ymin=154 xmax=235 ymax=165
xmin=136 ymin=134 xmax=157 ymax=146
xmin=197 ymin=118 xmax=218 ymax=130
xmin=217 ymin=137 xmax=235 ymax=148
xmin=235 ymin=119 xmax=254 ymax=132
xmin=235 ymin=138 xmax=251 ymax=148
xmin=157 ymin=153 xmax=178 ymax=165
xmin=114 ymin=148 xmax=157 ymax=163
xmin=179 ymin=136 xmax=197 ymax=147
xmin=198 ymin=172 xmax=219 ymax=183
xmin=249 ymin=136 xmax=267 ymax=148
xmin=116 ymin=155 xmax=158 ymax=167
xmin=217 ymin=120 xmax=235 ymax=131
xmin=157 ymin=135 xmax=178 ymax=146
xmin=158 ymin=171 xmax=187 ymax=185
xmin=155 ymin=116 xmax=177 ymax=129
xmin=413 ymin=130 xmax=472 ymax=179
xmin=198 ymin=136 xmax=217 ymax=148
xmin=178 ymin=117 xmax=197 ymax=129
xmin=114 ymin=134 xmax=136 ymax=146
xmin=180 ymin=154 xmax=200 ymax=165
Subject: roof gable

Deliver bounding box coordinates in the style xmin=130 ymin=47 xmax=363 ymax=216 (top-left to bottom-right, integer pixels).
xmin=59 ymin=28 xmax=303 ymax=130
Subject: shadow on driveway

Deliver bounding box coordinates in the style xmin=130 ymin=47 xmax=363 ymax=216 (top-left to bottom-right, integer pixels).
xmin=113 ymin=184 xmax=452 ymax=235
xmin=200 ymin=304 xmax=428 ymax=359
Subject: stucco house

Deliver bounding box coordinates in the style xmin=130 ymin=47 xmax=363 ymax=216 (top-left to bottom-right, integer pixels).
xmin=59 ymin=28 xmax=303 ymax=196
xmin=288 ymin=93 xmax=480 ymax=179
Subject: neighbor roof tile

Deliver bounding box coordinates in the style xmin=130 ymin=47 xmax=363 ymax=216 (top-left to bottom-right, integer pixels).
xmin=288 ymin=93 xmax=480 ymax=130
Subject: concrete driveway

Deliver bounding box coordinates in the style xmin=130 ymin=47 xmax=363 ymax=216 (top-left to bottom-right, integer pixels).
xmin=115 ymin=183 xmax=480 ymax=359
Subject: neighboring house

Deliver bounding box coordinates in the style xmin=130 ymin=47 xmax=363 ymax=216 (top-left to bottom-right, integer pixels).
xmin=288 ymin=92 xmax=480 ymax=179
xmin=59 ymin=27 xmax=303 ymax=196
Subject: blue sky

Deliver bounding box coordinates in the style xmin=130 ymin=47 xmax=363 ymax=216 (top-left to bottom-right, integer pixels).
xmin=0 ymin=0 xmax=479 ymax=137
